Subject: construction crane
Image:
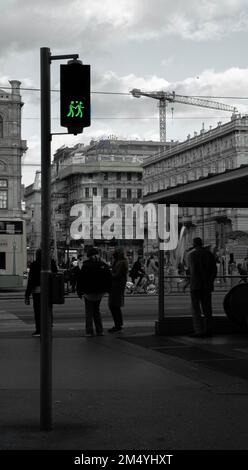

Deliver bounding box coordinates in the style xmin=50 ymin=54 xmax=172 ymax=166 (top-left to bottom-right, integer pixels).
xmin=130 ymin=88 xmax=237 ymax=143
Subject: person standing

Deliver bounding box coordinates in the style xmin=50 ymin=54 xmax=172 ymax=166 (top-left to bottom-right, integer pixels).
xmin=188 ymin=237 xmax=217 ymax=338
xmin=25 ymin=248 xmax=58 ymax=337
xmin=76 ymin=247 xmax=111 ymax=337
xmin=129 ymin=256 xmax=143 ymax=284
xmin=108 ymin=247 xmax=129 ymax=333
xmin=70 ymin=257 xmax=78 ymax=293
xmin=146 ymin=254 xmax=159 ymax=285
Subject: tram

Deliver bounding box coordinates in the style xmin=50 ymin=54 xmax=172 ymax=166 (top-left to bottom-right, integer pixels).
xmin=0 ymin=218 xmax=27 ymax=288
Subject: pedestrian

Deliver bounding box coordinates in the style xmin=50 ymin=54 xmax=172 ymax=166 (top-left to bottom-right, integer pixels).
xmin=182 ymin=247 xmax=194 ymax=292
xmin=25 ymin=248 xmax=58 ymax=337
xmin=187 ymin=237 xmax=217 ymax=338
xmin=70 ymin=257 xmax=78 ymax=293
xmin=76 ymin=247 xmax=112 ymax=337
xmin=129 ymin=256 xmax=143 ymax=284
xmin=146 ymin=254 xmax=158 ymax=277
xmin=77 ymin=253 xmax=84 ymax=270
xmin=108 ymin=247 xmax=129 ymax=333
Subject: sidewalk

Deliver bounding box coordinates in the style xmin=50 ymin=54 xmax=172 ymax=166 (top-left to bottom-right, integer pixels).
xmin=1 ymin=329 xmax=248 ymax=450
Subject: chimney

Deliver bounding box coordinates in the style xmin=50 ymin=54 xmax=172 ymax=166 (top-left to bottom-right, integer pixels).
xmin=9 ymin=80 xmax=21 ymax=96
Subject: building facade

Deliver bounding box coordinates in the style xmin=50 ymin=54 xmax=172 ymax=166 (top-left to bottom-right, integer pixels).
xmin=51 ymin=138 xmax=166 ymax=264
xmin=24 ymin=171 xmax=41 ymax=263
xmin=0 ymin=81 xmax=27 ymax=285
xmin=143 ymin=114 xmax=248 ymax=260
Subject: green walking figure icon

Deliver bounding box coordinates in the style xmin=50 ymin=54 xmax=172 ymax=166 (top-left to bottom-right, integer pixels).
xmin=67 ymin=100 xmax=84 ymax=118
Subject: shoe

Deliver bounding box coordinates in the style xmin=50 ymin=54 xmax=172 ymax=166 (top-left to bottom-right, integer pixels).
xmin=85 ymin=333 xmax=94 ymax=337
xmin=32 ymin=332 xmax=40 ymax=337
xmin=108 ymin=326 xmax=123 ymax=333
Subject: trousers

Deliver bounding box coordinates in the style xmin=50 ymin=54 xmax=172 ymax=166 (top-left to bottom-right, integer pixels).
xmin=109 ymin=305 xmax=123 ymax=329
xmin=190 ymin=289 xmax=213 ymax=335
xmin=32 ymin=293 xmax=41 ymax=333
xmin=84 ymin=297 xmax=103 ymax=334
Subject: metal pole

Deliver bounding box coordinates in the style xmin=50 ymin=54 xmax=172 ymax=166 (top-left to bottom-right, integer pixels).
xmin=40 ymin=47 xmax=52 ymax=431
xmin=158 ymin=248 xmax=165 ymax=322
xmin=158 ymin=205 xmax=165 ymax=323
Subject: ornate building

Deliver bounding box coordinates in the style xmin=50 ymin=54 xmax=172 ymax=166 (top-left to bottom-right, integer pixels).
xmin=51 ymin=138 xmax=167 ymax=264
xmin=0 ymin=81 xmax=27 ymax=285
xmin=143 ymin=114 xmax=248 ymax=259
xmin=24 ymin=171 xmax=41 ymax=263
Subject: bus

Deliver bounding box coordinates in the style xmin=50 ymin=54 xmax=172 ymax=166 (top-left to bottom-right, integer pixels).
xmin=0 ymin=218 xmax=27 ymax=289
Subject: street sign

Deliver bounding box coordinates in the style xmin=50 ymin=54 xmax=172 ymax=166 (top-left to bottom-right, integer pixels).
xmin=60 ymin=61 xmax=91 ymax=134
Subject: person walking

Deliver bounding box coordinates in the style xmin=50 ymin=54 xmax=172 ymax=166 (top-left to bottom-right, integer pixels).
xmin=188 ymin=237 xmax=217 ymax=338
xmin=25 ymin=248 xmax=58 ymax=337
xmin=76 ymin=247 xmax=112 ymax=337
xmin=108 ymin=247 xmax=129 ymax=333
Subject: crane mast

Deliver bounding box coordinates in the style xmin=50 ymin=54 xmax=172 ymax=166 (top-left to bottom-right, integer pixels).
xmin=130 ymin=88 xmax=237 ymax=143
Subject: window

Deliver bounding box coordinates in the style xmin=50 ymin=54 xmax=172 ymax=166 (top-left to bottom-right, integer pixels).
xmin=93 ymin=187 xmax=97 ymax=196
xmin=117 ymin=188 xmax=121 ymax=198
xmin=137 ymin=173 xmax=142 ymax=181
xmin=116 ymin=173 xmax=121 ymax=181
xmin=103 ymin=188 xmax=108 ymax=199
xmin=104 ymin=173 xmax=108 ymax=180
xmin=0 ymin=179 xmax=7 ymax=187
xmin=137 ymin=189 xmax=142 ymax=199
xmin=127 ymin=189 xmax=132 ymax=200
xmin=0 ymin=221 xmax=23 ymax=234
xmin=0 ymin=190 xmax=7 ymax=209
xmin=85 ymin=187 xmax=89 ymax=198
xmin=127 ymin=172 xmax=132 ymax=181
xmin=0 ymin=252 xmax=6 ymax=269
xmin=0 ymin=116 xmax=3 ymax=138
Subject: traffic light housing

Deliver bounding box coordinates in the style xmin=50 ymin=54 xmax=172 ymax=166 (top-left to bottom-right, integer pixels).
xmin=60 ymin=61 xmax=91 ymax=134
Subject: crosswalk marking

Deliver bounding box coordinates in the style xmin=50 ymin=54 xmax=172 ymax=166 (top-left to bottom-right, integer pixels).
xmin=0 ymin=310 xmax=33 ymax=331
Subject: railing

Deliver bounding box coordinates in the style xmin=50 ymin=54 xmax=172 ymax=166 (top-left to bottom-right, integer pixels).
xmin=125 ymin=274 xmax=247 ymax=296
xmin=163 ymin=275 xmax=247 ymax=295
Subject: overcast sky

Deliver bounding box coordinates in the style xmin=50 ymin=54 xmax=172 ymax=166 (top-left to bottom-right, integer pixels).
xmin=1 ymin=0 xmax=248 ymax=186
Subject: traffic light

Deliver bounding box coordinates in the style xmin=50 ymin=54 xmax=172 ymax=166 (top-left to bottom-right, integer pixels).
xmin=60 ymin=60 xmax=91 ymax=135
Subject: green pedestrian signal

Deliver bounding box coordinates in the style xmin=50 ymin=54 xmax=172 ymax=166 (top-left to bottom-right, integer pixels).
xmin=67 ymin=100 xmax=84 ymax=118
xmin=60 ymin=61 xmax=90 ymax=134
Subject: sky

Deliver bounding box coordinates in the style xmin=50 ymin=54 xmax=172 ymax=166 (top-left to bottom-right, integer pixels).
xmin=1 ymin=0 xmax=248 ymax=186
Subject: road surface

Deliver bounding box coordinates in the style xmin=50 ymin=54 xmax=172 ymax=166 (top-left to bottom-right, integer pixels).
xmin=0 ymin=292 xmax=227 ymax=336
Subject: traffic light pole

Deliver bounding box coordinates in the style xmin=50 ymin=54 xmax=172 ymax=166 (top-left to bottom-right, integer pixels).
xmin=40 ymin=47 xmax=52 ymax=431
xmin=40 ymin=47 xmax=84 ymax=431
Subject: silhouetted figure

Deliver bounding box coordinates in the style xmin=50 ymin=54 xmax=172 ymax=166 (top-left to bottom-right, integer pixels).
xmin=76 ymin=247 xmax=111 ymax=336
xmin=25 ymin=248 xmax=58 ymax=336
xmin=188 ymin=238 xmax=217 ymax=338
xmin=108 ymin=247 xmax=128 ymax=333
xmin=129 ymin=257 xmax=143 ymax=284
xmin=70 ymin=257 xmax=78 ymax=293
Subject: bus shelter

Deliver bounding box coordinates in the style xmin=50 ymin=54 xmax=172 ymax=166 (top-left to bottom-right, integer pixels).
xmin=142 ymin=165 xmax=248 ymax=335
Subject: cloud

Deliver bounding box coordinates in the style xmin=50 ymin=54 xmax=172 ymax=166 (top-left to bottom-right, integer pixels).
xmin=1 ymin=0 xmax=248 ymax=63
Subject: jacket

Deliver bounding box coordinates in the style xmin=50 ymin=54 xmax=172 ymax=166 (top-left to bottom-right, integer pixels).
xmin=188 ymin=247 xmax=217 ymax=291
xmin=25 ymin=259 xmax=58 ymax=297
xmin=76 ymin=258 xmax=112 ymax=296
xmin=109 ymin=258 xmax=128 ymax=307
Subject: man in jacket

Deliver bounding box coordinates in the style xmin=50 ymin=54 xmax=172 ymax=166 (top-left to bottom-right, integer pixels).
xmin=108 ymin=247 xmax=129 ymax=333
xmin=25 ymin=249 xmax=58 ymax=336
xmin=76 ymin=247 xmax=112 ymax=337
xmin=188 ymin=237 xmax=217 ymax=338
